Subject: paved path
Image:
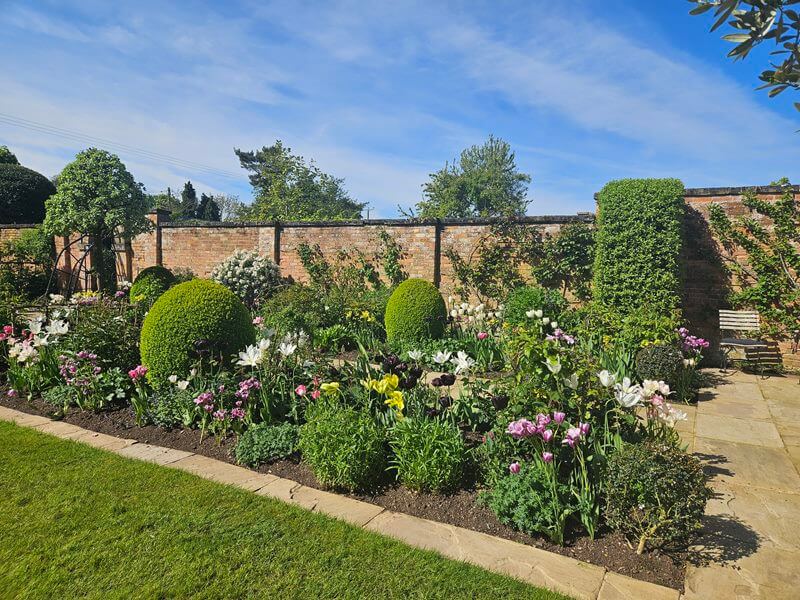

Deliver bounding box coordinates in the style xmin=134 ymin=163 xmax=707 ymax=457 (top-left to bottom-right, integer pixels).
xmin=680 ymin=370 xmax=800 ymax=600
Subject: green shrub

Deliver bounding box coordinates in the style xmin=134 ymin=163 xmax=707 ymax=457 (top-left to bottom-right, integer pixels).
xmin=0 ymin=227 xmax=53 ymax=300
xmin=298 ymin=401 xmax=386 ymax=491
xmin=140 ymin=279 xmax=255 ymax=387
xmin=0 ymin=163 xmax=55 ymax=223
xmin=235 ymin=422 xmax=299 ymax=467
xmin=316 ymin=324 xmax=354 ymax=352
xmin=483 ymin=462 xmax=576 ymax=545
xmin=503 ymin=285 xmax=568 ymax=327
xmin=594 ymin=178 xmax=685 ymax=314
xmin=635 ymin=344 xmax=683 ymax=386
xmin=172 ymin=267 xmax=196 ymax=284
xmin=384 ymin=278 xmax=446 ymax=344
xmin=390 ymin=418 xmax=466 ymax=493
xmin=146 ymin=388 xmax=196 ymax=428
xmin=605 ymin=442 xmax=711 ymax=553
xmin=260 ymin=283 xmax=328 ymax=337
xmin=130 ymin=266 xmax=176 ymax=307
xmin=63 ymin=298 xmax=142 ymax=370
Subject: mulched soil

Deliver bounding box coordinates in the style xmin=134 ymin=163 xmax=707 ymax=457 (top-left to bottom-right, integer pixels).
xmin=1 ymin=394 xmax=687 ymax=591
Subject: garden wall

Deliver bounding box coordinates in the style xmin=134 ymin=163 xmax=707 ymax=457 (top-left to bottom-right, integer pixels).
xmin=4 ymin=185 xmax=797 ymax=370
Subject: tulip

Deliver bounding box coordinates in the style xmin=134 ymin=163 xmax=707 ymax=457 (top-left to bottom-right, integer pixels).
xmin=553 ymin=411 xmax=566 ymax=425
xmin=295 ymin=384 xmax=307 ymax=396
xmin=509 ymin=462 xmax=521 ymax=474
xmin=541 ymin=429 xmax=554 ymax=443
xmin=477 ymin=331 xmax=488 ymax=340
xmin=542 ymin=452 xmax=554 ymax=463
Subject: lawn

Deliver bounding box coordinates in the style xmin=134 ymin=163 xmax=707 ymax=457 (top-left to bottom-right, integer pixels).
xmin=0 ymin=421 xmax=566 ymax=599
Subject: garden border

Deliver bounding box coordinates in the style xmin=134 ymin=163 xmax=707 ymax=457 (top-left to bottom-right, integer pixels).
xmin=0 ymin=405 xmax=681 ymax=600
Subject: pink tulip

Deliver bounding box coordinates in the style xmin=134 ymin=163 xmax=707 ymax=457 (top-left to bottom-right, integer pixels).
xmin=311 ymin=390 xmax=321 ymax=400
xmin=252 ymin=316 xmax=264 ymax=326
xmin=541 ymin=429 xmax=554 ymax=443
xmin=542 ymin=452 xmax=554 ymax=463
xmin=295 ymin=384 xmax=307 ymax=396
xmin=579 ymin=422 xmax=590 ymax=435
xmin=553 ymin=411 xmax=566 ymax=425
xmin=477 ymin=332 xmax=488 ymax=340
xmin=509 ymin=461 xmax=521 ymax=474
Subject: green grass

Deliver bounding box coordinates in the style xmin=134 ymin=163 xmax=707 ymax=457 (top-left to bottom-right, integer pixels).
xmin=0 ymin=421 xmax=566 ymax=599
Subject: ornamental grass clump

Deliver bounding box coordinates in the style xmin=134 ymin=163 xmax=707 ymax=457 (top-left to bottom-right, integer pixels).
xmin=605 ymin=441 xmax=711 ymax=554
xmin=211 ymin=250 xmax=281 ymax=309
xmin=298 ymin=401 xmax=387 ymax=492
xmin=389 ymin=418 xmax=467 ymax=493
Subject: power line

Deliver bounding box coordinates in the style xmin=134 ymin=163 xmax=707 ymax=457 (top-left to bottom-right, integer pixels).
xmin=0 ymin=112 xmax=243 ymax=180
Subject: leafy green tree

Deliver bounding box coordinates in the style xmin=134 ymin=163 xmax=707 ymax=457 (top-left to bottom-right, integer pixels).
xmin=689 ymin=1 xmax=800 ymax=107
xmin=235 ymin=141 xmax=365 ymax=221
xmin=0 ymin=146 xmax=19 ymax=165
xmin=213 ymin=193 xmax=246 ymax=221
xmin=43 ymin=148 xmax=150 ymax=293
xmin=709 ymin=184 xmax=799 ymax=337
xmin=413 ymin=136 xmax=531 ymax=219
xmin=148 ymin=187 xmax=181 ymax=214
xmin=198 ymin=193 xmax=221 ymax=221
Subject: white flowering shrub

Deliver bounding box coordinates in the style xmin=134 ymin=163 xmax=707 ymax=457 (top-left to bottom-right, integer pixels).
xmin=211 ymin=250 xmax=281 ymax=309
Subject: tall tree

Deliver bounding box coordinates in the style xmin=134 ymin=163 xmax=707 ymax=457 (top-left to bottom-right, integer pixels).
xmin=43 ymin=148 xmax=150 ymax=293
xmin=413 ymin=135 xmax=531 ymax=219
xmin=149 ymin=187 xmax=181 ymax=214
xmin=689 ymin=1 xmax=800 ymax=108
xmin=177 ymin=181 xmax=199 ymax=219
xmin=197 ymin=193 xmax=221 ymax=221
xmin=234 ymin=141 xmax=365 ymax=221
xmin=212 ymin=193 xmax=246 ymax=221
xmin=0 ymin=145 xmax=19 ymax=165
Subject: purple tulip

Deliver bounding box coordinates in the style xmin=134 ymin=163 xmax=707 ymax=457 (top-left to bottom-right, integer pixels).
xmin=541 ymin=429 xmax=554 ymax=443
xmin=542 ymin=452 xmax=554 ymax=463
xmin=509 ymin=461 xmax=521 ymax=474
xmin=579 ymin=422 xmax=591 ymax=435
xmin=553 ymin=411 xmax=566 ymax=425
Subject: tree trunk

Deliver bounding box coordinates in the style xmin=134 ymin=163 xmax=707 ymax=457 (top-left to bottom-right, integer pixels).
xmin=91 ymin=234 xmax=117 ymax=295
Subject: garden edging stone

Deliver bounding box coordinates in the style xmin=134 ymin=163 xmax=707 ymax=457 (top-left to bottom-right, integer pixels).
xmin=0 ymin=405 xmax=683 ymax=600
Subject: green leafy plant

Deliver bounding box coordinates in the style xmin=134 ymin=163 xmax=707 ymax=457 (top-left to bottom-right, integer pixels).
xmin=259 ymin=283 xmax=329 ymax=338
xmin=389 ymin=418 xmax=467 ymax=493
xmin=635 ymin=344 xmax=683 ymax=387
xmin=594 ymin=179 xmax=685 ymax=314
xmin=139 ymin=279 xmax=255 ymax=387
xmin=298 ymin=401 xmax=387 ymax=491
xmin=146 ymin=388 xmax=197 ymax=428
xmin=129 ymin=265 xmax=176 ymax=307
xmin=384 ymin=278 xmax=446 ymax=344
xmin=0 ymin=227 xmax=54 ymax=300
xmin=377 ymin=228 xmax=408 ymax=286
xmin=531 ymin=222 xmax=595 ymax=300
xmin=605 ymin=442 xmax=711 ymax=553
xmin=316 ymin=324 xmax=354 ymax=352
xmin=503 ymin=285 xmax=568 ymax=327
xmin=211 ymin=249 xmax=281 ymax=309
xmin=444 ymin=221 xmax=542 ymax=303
xmin=63 ymin=297 xmax=142 ymax=371
xmin=709 ymin=187 xmax=799 ymax=338
xmin=483 ymin=462 xmax=576 ymax=545
xmin=235 ymin=422 xmax=299 ymax=467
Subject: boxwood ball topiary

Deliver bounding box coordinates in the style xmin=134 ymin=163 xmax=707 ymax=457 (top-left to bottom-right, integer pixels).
xmin=130 ymin=265 xmax=176 ymax=306
xmin=384 ymin=278 xmax=446 ymax=343
xmin=140 ymin=279 xmax=255 ymax=386
xmin=0 ymin=163 xmax=55 ymax=223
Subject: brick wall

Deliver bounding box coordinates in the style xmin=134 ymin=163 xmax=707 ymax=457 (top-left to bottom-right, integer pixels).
xmin=4 ymin=185 xmax=796 ymax=370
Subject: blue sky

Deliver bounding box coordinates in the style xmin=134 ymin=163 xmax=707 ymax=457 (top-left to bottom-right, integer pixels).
xmin=1 ymin=0 xmax=799 ymax=217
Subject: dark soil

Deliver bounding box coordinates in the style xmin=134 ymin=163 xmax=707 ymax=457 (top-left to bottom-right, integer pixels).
xmin=1 ymin=394 xmax=686 ymax=591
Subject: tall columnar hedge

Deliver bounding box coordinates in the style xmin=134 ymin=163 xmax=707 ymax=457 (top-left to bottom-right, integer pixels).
xmin=593 ymin=178 xmax=685 ymax=313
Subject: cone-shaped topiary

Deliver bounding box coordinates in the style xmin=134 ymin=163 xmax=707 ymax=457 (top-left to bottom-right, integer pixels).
xmin=140 ymin=279 xmax=255 ymax=387
xmin=130 ymin=265 xmax=176 ymax=307
xmin=384 ymin=278 xmax=446 ymax=343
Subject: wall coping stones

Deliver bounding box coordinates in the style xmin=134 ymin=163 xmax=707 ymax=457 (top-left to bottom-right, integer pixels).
xmin=0 ymin=405 xmax=684 ymax=600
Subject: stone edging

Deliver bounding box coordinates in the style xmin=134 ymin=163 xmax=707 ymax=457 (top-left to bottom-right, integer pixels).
xmin=0 ymin=406 xmax=680 ymax=600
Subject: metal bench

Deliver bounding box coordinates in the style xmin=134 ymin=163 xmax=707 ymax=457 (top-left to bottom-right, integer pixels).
xmin=719 ymin=310 xmax=768 ymax=374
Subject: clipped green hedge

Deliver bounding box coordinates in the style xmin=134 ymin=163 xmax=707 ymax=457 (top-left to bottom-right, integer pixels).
xmin=0 ymin=163 xmax=55 ymax=223
xmin=140 ymin=279 xmax=255 ymax=387
xmin=384 ymin=278 xmax=446 ymax=344
xmin=130 ymin=265 xmax=176 ymax=307
xmin=593 ymin=179 xmax=684 ymax=313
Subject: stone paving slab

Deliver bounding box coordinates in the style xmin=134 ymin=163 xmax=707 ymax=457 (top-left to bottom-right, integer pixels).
xmin=598 ymin=571 xmax=679 ymax=600
xmin=31 ymin=420 xmax=85 ymax=438
xmin=171 ymin=454 xmax=276 ymax=491
xmin=694 ymin=436 xmax=800 ymax=492
xmin=695 ymin=413 xmax=783 ymax=448
xmin=116 ymin=443 xmax=193 ymax=465
xmin=696 ymin=399 xmax=772 ymax=421
xmin=71 ymin=430 xmax=138 ymax=451
xmin=365 ymin=510 xmax=606 ymax=600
